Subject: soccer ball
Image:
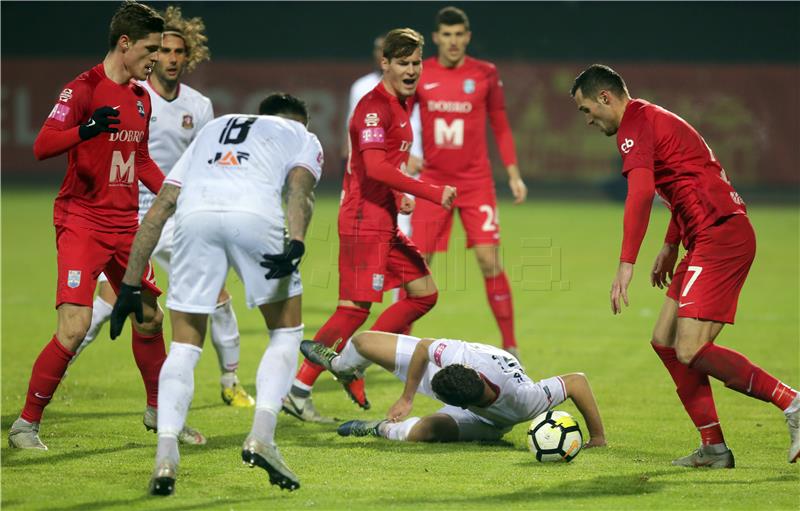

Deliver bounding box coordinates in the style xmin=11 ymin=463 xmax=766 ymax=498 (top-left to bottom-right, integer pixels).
xmin=527 ymin=410 xmax=583 ymax=462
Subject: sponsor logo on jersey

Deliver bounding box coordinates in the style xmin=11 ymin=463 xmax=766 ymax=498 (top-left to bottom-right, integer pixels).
xmin=136 ymin=100 xmax=145 ymax=117
xmin=427 ymin=100 xmax=473 ymax=114
xmin=109 ymin=130 xmax=145 ymax=143
xmin=109 ymin=151 xmax=135 ymax=185
xmin=678 ymin=301 xmax=695 ymax=308
xmin=182 ymin=114 xmax=194 ymax=129
xmin=360 ymin=127 xmax=385 ymax=144
xmin=463 ymin=79 xmax=476 ymax=94
xmin=422 ymin=82 xmax=440 ymax=91
xmin=371 ymin=273 xmax=384 ymax=291
xmin=48 ymin=103 xmax=71 ymax=122
xmin=67 ymin=270 xmax=81 ymax=288
xmin=59 ymin=88 xmax=73 ymax=103
xmin=364 ymin=112 xmax=380 ymax=127
xmin=543 ymin=385 xmax=553 ymax=403
xmin=317 ymin=151 xmax=324 ymax=165
xmin=433 ymin=343 xmax=447 ymax=367
xmin=620 ymin=138 xmax=635 ymax=154
xmin=208 ymin=150 xmax=250 ymax=166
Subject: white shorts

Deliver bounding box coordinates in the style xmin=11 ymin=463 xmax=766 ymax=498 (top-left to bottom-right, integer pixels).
xmin=393 ymin=335 xmax=512 ymax=441
xmin=97 ymin=216 xmax=175 ymax=284
xmin=167 ymin=211 xmax=302 ymax=314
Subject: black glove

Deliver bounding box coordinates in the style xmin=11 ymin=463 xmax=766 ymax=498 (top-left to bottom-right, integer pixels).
xmin=78 ymin=106 xmax=120 ymax=140
xmin=260 ymin=239 xmax=305 ymax=280
xmin=110 ymin=283 xmax=144 ymax=340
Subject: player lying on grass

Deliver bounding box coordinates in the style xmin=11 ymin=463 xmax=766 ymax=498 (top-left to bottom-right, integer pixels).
xmin=301 ymin=331 xmax=606 ymax=445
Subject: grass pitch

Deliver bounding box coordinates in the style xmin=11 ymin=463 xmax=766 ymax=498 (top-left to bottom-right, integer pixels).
xmin=2 ymin=189 xmax=798 ymax=510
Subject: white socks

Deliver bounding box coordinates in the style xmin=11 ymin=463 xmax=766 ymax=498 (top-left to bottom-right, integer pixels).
xmin=256 ymin=325 xmax=303 ymax=412
xmin=332 ymin=339 xmax=372 ymax=374
xmin=157 ymin=342 xmax=202 ymax=438
xmin=250 ymin=409 xmax=279 ymax=445
xmin=210 ymin=298 xmax=241 ymax=374
xmin=73 ymin=296 xmax=114 ymax=358
xmin=381 ymin=417 xmax=421 ymax=441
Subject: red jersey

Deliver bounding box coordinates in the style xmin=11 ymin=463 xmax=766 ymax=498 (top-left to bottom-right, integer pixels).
xmin=342 ymin=82 xmax=415 ymax=236
xmin=415 ymin=56 xmax=517 ymax=189
xmin=617 ymin=99 xmax=746 ymax=244
xmin=38 ymin=63 xmax=164 ymax=233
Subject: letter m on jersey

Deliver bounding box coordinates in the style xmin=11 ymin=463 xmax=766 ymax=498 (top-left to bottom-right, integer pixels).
xmin=434 ymin=118 xmax=464 ymax=148
xmin=109 ymin=151 xmax=135 ymax=185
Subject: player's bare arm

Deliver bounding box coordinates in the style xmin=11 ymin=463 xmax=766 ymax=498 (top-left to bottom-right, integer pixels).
xmin=561 ymin=372 xmax=606 ymax=448
xmin=387 ymin=338 xmax=435 ymax=421
xmin=506 ymin=163 xmax=527 ymax=204
xmin=122 ymin=184 xmax=180 ymax=287
xmin=285 ymin=166 xmax=317 ymax=242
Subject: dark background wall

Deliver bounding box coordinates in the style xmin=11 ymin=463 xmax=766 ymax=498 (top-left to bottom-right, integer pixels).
xmin=2 ymin=2 xmax=799 ymax=199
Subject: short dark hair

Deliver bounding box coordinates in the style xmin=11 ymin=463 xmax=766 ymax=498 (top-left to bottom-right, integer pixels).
xmin=436 ymin=6 xmax=470 ymax=30
xmin=431 ymin=364 xmax=484 ymax=407
xmin=258 ymin=93 xmax=309 ymax=125
xmin=570 ymin=64 xmax=629 ymax=99
xmin=108 ymin=1 xmax=164 ymax=49
xmin=383 ymin=28 xmax=424 ymax=60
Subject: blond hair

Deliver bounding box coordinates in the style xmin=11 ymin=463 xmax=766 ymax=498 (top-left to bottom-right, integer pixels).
xmin=161 ymin=6 xmax=210 ymax=73
xmin=382 ymin=28 xmax=424 ymax=60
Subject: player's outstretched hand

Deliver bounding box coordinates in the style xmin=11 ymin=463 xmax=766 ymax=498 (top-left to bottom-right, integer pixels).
xmin=610 ymin=262 xmax=634 ymax=314
xmin=78 ymin=106 xmax=120 ymax=140
xmin=110 ymin=283 xmax=144 ymax=340
xmin=386 ymin=396 xmax=413 ymax=421
xmin=650 ymin=243 xmax=678 ymax=289
xmin=441 ymin=186 xmax=457 ymax=210
xmin=260 ymin=239 xmax=305 ymax=279
xmin=399 ymin=196 xmax=415 ymax=215
xmin=509 ymin=176 xmax=528 ymax=204
xmin=584 ymin=436 xmax=607 ymax=449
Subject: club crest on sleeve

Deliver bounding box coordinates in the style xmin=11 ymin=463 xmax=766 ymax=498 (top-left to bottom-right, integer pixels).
xmin=463 ymin=79 xmax=476 ymax=94
xmin=59 ymin=88 xmax=73 ymax=103
xmin=620 ymin=138 xmax=635 ymax=154
xmin=372 ymin=273 xmax=385 ymax=291
xmin=137 ymin=100 xmax=145 ymax=117
xmin=182 ymin=114 xmax=194 ymax=129
xmin=364 ymin=113 xmax=380 ymax=127
xmin=67 ymin=270 xmax=82 ymax=288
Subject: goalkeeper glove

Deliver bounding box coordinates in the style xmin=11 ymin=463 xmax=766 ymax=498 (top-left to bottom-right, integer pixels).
xmin=260 ymin=239 xmax=305 ymax=280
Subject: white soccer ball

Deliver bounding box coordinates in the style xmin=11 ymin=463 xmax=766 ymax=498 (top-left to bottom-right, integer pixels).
xmin=527 ymin=410 xmax=583 ymax=462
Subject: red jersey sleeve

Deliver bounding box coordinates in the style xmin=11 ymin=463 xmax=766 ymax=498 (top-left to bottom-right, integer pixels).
xmin=618 ymin=109 xmax=655 ymax=175
xmin=135 ymin=106 xmax=164 ymax=194
xmin=620 ymin=167 xmax=655 ymax=264
xmin=33 ymin=80 xmax=92 ymax=160
xmin=665 ymin=212 xmax=682 ymax=245
xmin=363 ymin=149 xmax=443 ymax=204
xmin=486 ymin=65 xmax=517 ymax=167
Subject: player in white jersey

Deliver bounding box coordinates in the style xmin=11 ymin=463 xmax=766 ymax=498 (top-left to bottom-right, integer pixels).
xmin=74 ymin=6 xmax=256 ymax=409
xmin=108 ymin=93 xmax=322 ymax=495
xmin=301 ymin=331 xmax=606 ymax=445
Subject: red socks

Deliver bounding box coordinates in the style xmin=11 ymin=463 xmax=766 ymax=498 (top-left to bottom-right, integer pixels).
xmin=652 ymin=342 xmax=725 ymax=445
xmin=690 ymin=342 xmax=797 ymax=411
xmin=295 ymin=306 xmax=370 ymax=387
xmin=485 ymin=273 xmax=516 ymax=349
xmin=131 ymin=330 xmax=167 ymax=408
xmin=371 ymin=292 xmax=437 ymax=333
xmin=21 ymin=335 xmax=75 ymax=423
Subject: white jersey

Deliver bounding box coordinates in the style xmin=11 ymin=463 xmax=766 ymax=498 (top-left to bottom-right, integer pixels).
xmin=165 ymin=114 xmax=323 ymax=225
xmin=138 ymin=80 xmax=214 ymax=219
xmin=347 ymin=71 xmax=381 ymax=128
xmin=427 ymin=339 xmax=566 ymax=428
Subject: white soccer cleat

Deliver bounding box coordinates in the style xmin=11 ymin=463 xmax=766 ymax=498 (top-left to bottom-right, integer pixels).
xmin=281 ymin=394 xmax=337 ymax=424
xmin=786 ymin=396 xmax=800 ymax=463
xmin=149 ymin=459 xmax=178 ymax=496
xmin=671 ymin=445 xmax=735 ymax=469
xmin=241 ymin=435 xmax=300 ymax=491
xmin=143 ymin=407 xmax=207 ymax=446
xmin=7 ymin=418 xmax=48 ymax=450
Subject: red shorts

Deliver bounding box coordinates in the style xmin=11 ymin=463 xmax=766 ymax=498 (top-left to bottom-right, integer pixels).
xmin=55 ymin=224 xmax=161 ymax=308
xmin=338 ymin=231 xmax=430 ymax=303
xmin=666 ymin=214 xmax=755 ymax=324
xmin=411 ymin=185 xmax=500 ymax=254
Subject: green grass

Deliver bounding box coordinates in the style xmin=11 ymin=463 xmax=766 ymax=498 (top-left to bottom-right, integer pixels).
xmin=2 ymin=189 xmax=798 ymax=510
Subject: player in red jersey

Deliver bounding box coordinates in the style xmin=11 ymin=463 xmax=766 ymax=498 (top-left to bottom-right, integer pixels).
xmin=283 ymin=28 xmax=457 ymax=421
xmin=8 ymin=1 xmax=203 ymax=450
xmin=572 ymin=64 xmax=799 ymax=466
xmin=410 ymin=7 xmax=526 ymax=357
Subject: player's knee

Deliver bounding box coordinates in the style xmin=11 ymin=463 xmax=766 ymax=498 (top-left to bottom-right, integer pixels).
xmin=351 ymin=331 xmax=369 ymax=351
xmin=57 ymin=322 xmax=90 ymax=349
xmin=409 ymin=291 xmax=438 ymax=313
xmin=136 ymin=306 xmax=164 ymax=334
xmin=674 ymin=341 xmax=700 ymax=365
xmin=408 ymin=416 xmax=459 ymax=442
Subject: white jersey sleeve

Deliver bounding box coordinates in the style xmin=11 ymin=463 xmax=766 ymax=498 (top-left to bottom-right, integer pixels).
xmin=409 ymin=103 xmax=423 ymax=159
xmin=288 ymin=132 xmax=324 ymax=184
